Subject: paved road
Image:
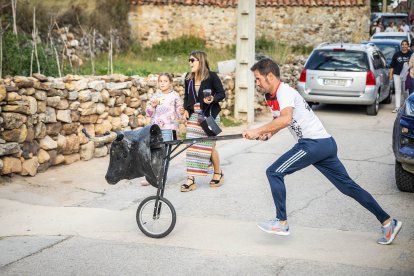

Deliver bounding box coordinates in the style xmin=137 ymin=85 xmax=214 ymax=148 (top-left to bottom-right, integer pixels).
xmin=0 ymin=102 xmax=413 ymax=275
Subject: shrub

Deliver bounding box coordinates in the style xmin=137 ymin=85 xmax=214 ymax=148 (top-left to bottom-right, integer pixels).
xmin=256 ymin=35 xmax=275 ymax=52
xmin=149 ymin=35 xmax=206 ymax=56
xmin=1 ymin=30 xmax=60 ymax=77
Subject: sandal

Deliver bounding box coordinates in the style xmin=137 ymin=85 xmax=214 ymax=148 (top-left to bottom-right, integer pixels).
xmin=210 ymin=170 xmax=224 ymax=187
xmin=181 ymin=177 xmax=197 ymax=192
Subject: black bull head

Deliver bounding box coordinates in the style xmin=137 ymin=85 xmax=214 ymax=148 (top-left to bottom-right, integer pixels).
xmin=104 ymin=124 xmax=164 ymax=187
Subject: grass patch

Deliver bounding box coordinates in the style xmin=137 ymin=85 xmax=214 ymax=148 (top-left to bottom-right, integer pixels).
xmin=2 ymin=34 xmax=311 ymax=77
xmin=77 ymin=36 xmax=310 ymax=76
xmin=255 ymin=35 xmax=312 ymax=64
xmin=78 ymin=36 xmax=236 ymax=75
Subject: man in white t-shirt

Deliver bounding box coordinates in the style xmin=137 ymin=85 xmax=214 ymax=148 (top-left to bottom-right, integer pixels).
xmin=242 ymin=58 xmax=402 ymax=245
xmin=401 ymin=20 xmax=410 ymax=33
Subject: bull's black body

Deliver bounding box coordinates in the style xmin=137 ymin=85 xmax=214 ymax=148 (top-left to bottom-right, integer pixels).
xmin=105 ymin=124 xmax=164 ymax=187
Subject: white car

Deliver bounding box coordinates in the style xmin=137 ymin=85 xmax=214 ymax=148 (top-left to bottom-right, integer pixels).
xmin=371 ymin=32 xmax=411 ymax=45
xmin=297 ymin=43 xmax=392 ymax=116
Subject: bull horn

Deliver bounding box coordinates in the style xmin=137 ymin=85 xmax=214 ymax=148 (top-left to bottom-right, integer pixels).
xmin=82 ymin=128 xmax=117 ymax=144
xmin=91 ymin=132 xmax=117 ymax=144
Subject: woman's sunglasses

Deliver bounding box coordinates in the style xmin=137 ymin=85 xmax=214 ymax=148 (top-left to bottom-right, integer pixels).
xmin=188 ymin=58 xmax=198 ymax=63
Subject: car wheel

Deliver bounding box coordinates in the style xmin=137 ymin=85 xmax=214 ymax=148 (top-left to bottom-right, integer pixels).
xmin=395 ymin=161 xmax=414 ymax=193
xmin=382 ymin=90 xmax=392 ymax=104
xmin=366 ymin=92 xmax=379 ymax=116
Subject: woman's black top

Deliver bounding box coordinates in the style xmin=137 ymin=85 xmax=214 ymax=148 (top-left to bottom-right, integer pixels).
xmin=390 ymin=51 xmax=413 ymax=75
xmin=183 ymin=71 xmax=226 ymax=119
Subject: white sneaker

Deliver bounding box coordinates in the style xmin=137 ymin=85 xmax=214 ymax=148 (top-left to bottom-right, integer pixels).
xmin=392 ymin=108 xmax=399 ymax=113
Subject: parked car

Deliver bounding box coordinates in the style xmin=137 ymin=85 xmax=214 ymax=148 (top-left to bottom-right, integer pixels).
xmin=297 ymin=43 xmax=392 ymax=115
xmin=370 ymin=12 xmax=409 ymax=34
xmin=392 ymin=93 xmax=414 ymax=192
xmin=361 ymin=39 xmax=401 ymax=93
xmin=371 ymin=32 xmax=411 ymax=46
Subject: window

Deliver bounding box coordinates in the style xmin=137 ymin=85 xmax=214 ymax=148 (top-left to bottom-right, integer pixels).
xmin=372 ymin=51 xmax=384 ymax=69
xmin=373 ymin=43 xmax=400 ymax=65
xmin=306 ymin=50 xmax=369 ymax=72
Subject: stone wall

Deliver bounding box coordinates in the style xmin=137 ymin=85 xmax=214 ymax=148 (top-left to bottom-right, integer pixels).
xmin=0 ymin=73 xmax=235 ymax=177
xmin=128 ymin=5 xmax=370 ymax=48
xmin=0 ymin=55 xmax=305 ymax=177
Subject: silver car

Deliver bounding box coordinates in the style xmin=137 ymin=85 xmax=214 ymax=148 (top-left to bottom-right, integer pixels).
xmin=297 ymin=43 xmax=392 ymax=115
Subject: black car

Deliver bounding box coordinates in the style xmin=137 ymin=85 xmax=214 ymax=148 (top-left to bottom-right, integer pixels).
xmin=393 ymin=93 xmax=414 ymax=192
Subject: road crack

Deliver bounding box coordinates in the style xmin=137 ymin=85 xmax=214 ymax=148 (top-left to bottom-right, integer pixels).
xmin=0 ymin=235 xmax=74 ymax=269
xmin=76 ymin=187 xmax=106 ymax=195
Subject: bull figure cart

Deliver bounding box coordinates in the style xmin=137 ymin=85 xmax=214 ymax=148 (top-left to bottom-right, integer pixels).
xmin=83 ymin=125 xmax=242 ymax=238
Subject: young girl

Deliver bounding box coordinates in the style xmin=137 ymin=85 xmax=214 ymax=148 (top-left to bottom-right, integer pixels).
xmin=141 ymin=73 xmax=183 ymax=186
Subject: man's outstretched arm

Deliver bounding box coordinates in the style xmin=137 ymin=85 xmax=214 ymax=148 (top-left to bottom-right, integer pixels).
xmin=243 ymin=107 xmax=293 ymax=140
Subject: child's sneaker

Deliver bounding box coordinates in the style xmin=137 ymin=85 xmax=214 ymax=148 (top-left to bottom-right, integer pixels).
xmin=377 ymin=219 xmax=402 ymax=245
xmin=257 ymin=219 xmax=290 ymax=236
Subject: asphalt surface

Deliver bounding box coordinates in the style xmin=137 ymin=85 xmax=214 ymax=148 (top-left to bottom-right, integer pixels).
xmin=0 ymin=101 xmax=413 ymax=275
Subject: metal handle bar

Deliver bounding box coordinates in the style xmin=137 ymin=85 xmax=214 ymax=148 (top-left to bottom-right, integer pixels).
xmin=161 ymin=134 xmax=244 ymax=145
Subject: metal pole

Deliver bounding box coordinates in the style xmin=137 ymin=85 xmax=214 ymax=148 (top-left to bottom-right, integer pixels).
xmin=234 ymin=1 xmax=255 ymax=123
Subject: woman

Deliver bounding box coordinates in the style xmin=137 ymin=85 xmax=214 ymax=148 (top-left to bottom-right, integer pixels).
xmin=390 ymin=40 xmax=412 ymax=112
xmin=181 ymin=50 xmax=226 ymax=192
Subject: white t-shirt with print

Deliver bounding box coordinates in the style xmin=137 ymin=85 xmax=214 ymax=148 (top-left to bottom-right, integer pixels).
xmin=267 ymin=82 xmax=331 ymax=141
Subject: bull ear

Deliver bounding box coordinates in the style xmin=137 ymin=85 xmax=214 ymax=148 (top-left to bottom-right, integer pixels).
xmin=116 ymin=133 xmax=124 ymax=141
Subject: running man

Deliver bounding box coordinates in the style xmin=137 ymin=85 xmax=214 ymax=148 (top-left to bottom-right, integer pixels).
xmin=242 ymin=58 xmax=402 ymax=245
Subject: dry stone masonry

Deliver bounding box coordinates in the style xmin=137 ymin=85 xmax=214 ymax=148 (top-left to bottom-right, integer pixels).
xmin=0 ymin=73 xmax=233 ymax=177
xmin=129 ymin=5 xmax=370 ymax=48
xmin=0 ymin=56 xmax=305 ymax=177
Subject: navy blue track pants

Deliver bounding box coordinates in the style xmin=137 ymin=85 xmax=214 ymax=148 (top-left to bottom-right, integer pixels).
xmin=266 ymin=137 xmax=390 ymax=223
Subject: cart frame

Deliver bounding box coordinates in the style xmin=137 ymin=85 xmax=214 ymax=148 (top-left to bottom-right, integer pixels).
xmin=136 ymin=134 xmax=243 ymax=238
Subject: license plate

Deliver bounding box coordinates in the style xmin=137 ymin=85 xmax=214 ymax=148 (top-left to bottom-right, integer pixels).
xmin=323 ymin=79 xmax=347 ymax=86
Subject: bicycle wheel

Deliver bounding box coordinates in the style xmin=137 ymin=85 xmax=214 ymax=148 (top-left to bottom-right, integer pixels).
xmin=136 ymin=196 xmax=176 ymax=238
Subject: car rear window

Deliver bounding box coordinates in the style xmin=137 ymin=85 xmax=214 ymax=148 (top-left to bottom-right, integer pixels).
xmin=306 ymin=50 xmax=369 ymax=72
xmin=382 ymin=16 xmax=408 ymax=27
xmin=372 ymin=44 xmax=400 ymax=64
